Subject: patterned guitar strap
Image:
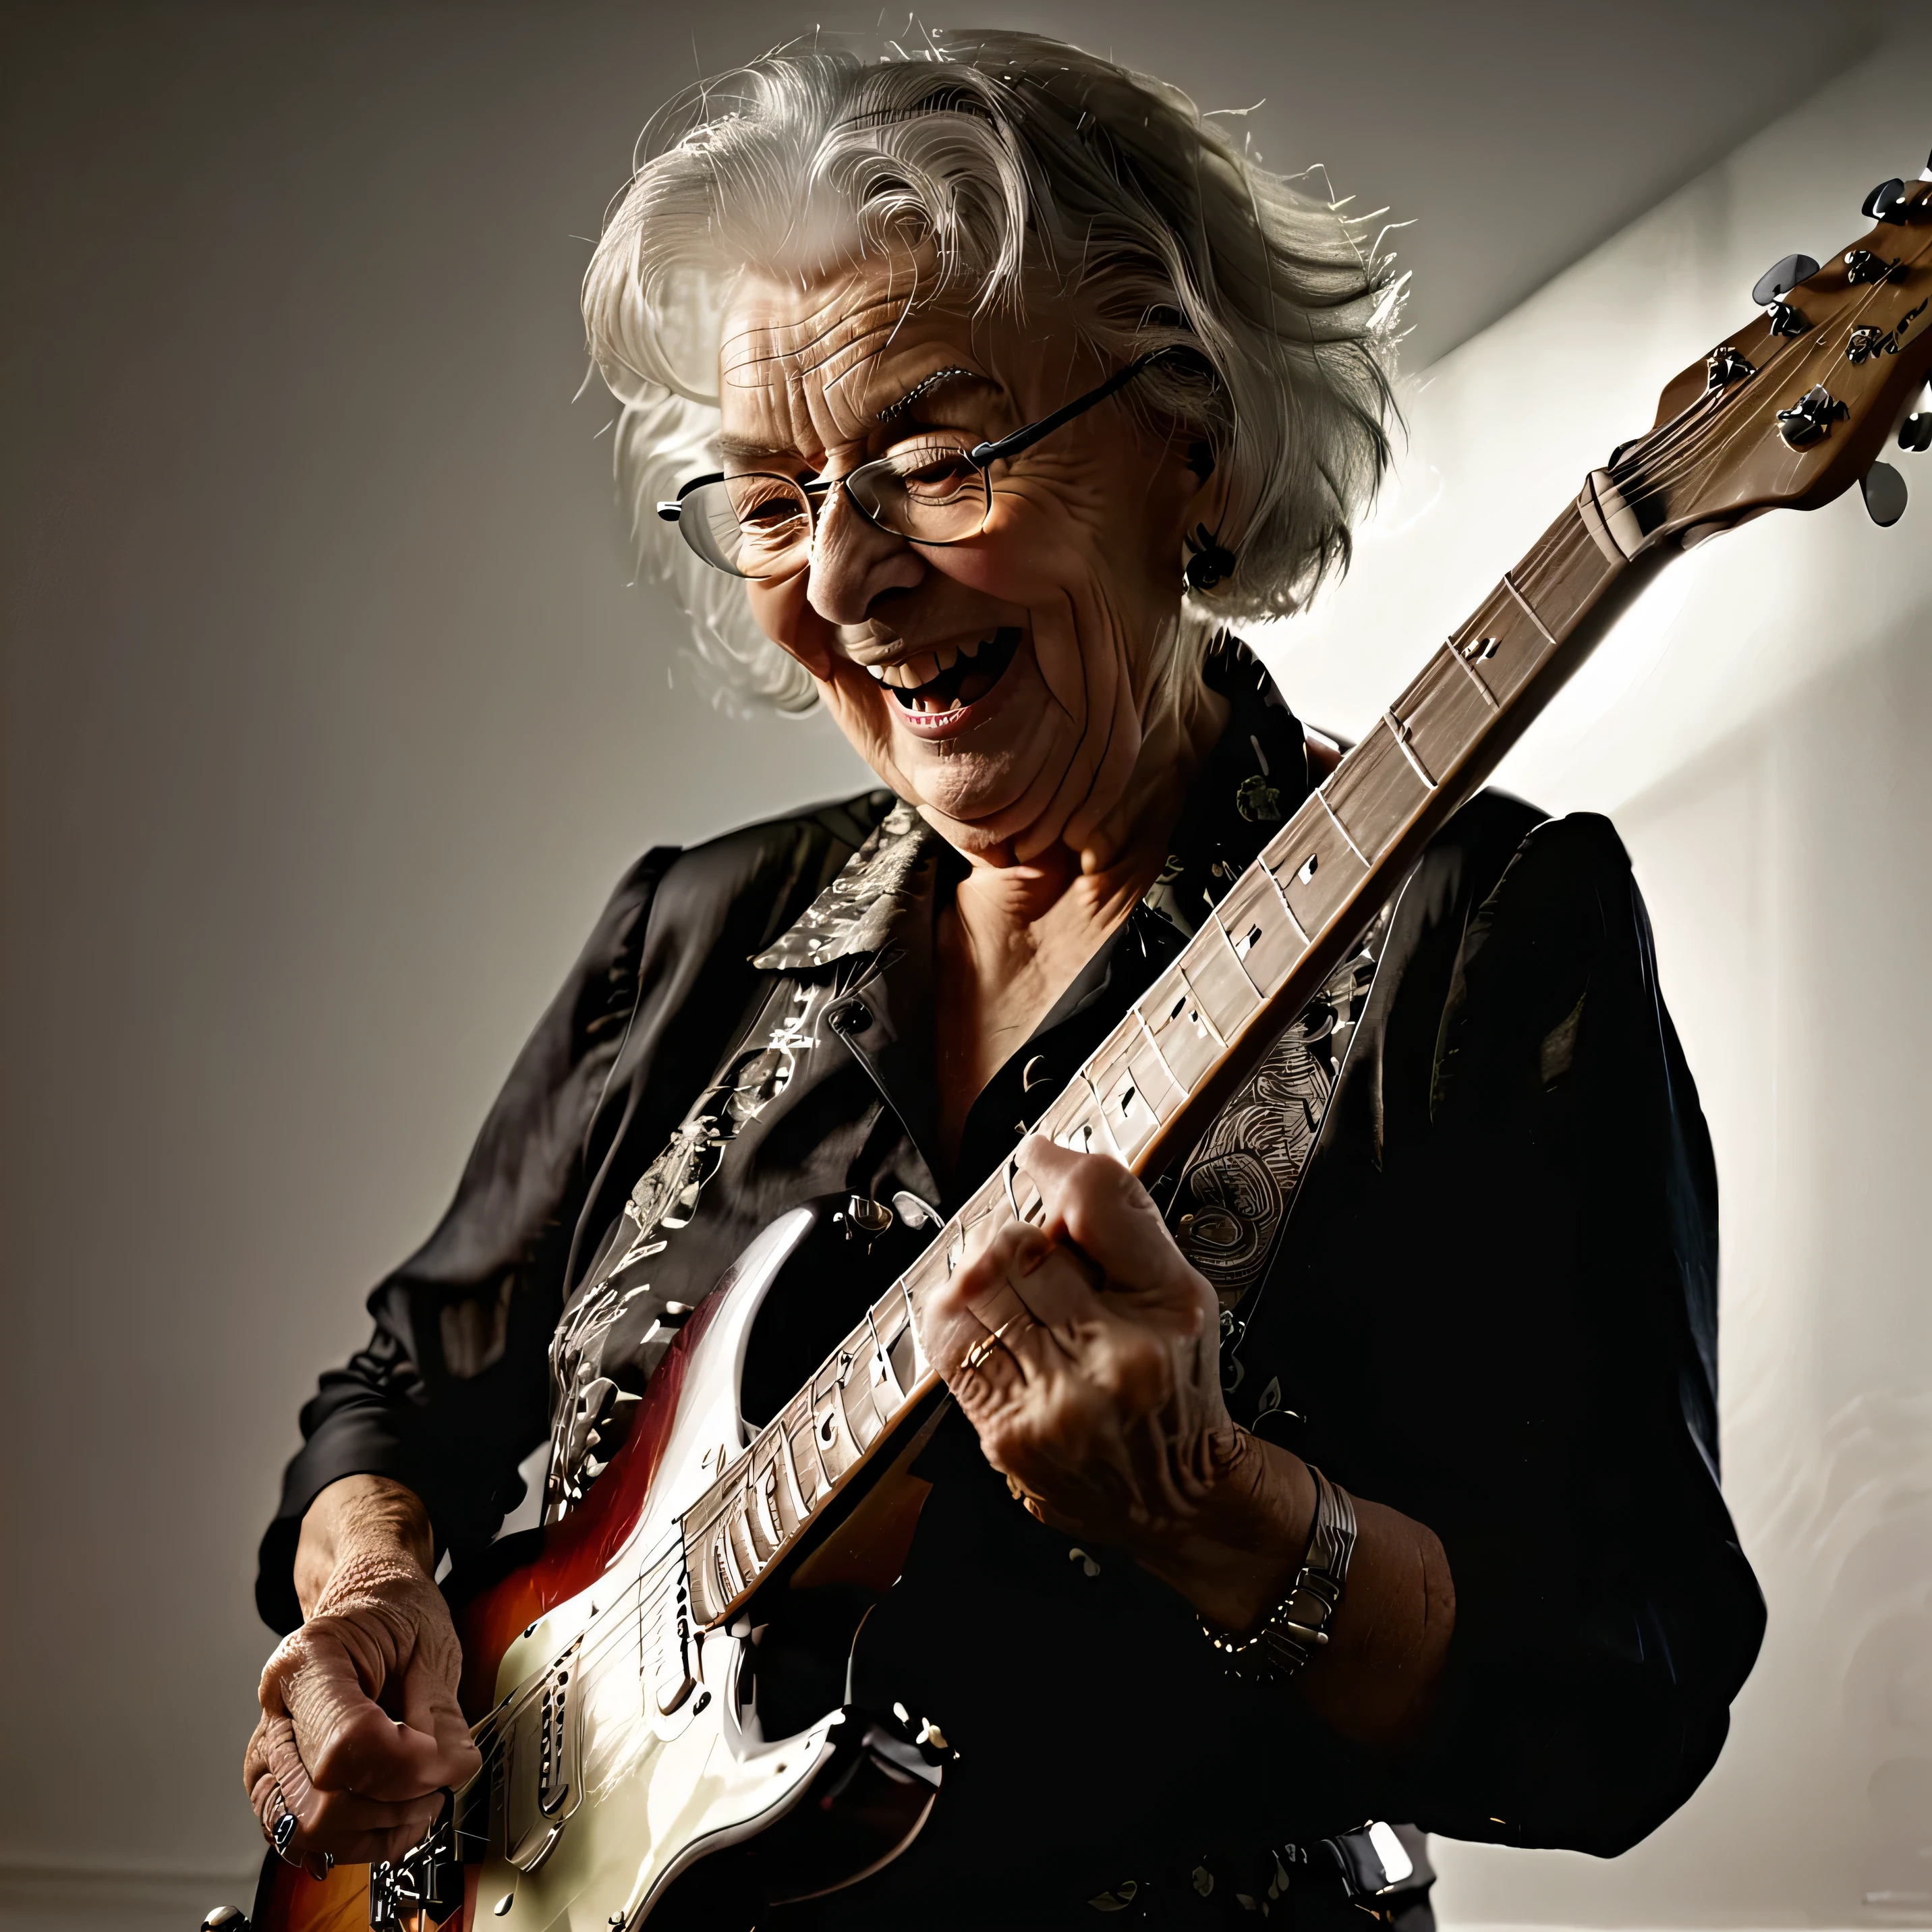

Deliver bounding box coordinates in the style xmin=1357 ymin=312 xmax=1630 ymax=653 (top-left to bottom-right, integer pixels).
xmin=1166 ymin=907 xmax=1390 ymax=1411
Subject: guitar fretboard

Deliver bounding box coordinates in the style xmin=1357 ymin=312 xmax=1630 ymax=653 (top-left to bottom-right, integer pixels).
xmin=679 ymin=493 xmax=1652 ymax=1628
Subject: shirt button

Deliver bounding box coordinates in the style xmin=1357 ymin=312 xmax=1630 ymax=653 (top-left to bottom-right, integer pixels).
xmin=828 ymin=1001 xmax=872 ymax=1036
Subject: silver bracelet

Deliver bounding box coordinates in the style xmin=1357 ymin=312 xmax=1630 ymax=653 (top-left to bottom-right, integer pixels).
xmin=1201 ymin=1462 xmax=1358 ymax=1682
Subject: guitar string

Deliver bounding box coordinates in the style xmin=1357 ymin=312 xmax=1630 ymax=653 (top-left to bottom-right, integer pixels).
xmin=457 ymin=240 xmax=1932 ymax=1762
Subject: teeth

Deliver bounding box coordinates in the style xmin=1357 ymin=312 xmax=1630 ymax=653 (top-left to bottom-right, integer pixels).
xmin=865 ymin=662 xmax=886 ymax=681
xmin=932 ymin=643 xmax=958 ymax=674
xmin=957 ymin=637 xmax=982 ymax=660
xmin=882 ymin=662 xmax=911 ymax=689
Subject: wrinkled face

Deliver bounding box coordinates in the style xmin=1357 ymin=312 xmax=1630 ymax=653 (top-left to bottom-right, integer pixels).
xmin=718 ymin=262 xmax=1215 ymax=863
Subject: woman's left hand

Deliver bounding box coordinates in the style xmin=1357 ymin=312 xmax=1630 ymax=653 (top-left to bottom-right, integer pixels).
xmin=924 ymin=1138 xmax=1454 ymax=1744
xmin=922 ymin=1136 xmax=1310 ymax=1626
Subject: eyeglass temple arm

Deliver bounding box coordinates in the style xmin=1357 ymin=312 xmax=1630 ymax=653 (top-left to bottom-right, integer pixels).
xmin=965 ymin=351 xmax=1168 ymax=471
xmin=657 ymin=471 xmax=841 ymax=521
xmin=656 ymin=472 xmax=725 ymax=522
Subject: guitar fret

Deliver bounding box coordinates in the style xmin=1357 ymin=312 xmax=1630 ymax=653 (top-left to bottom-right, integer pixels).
xmin=1383 ymin=708 xmax=1439 ymax=789
xmin=1502 ymin=568 xmax=1559 ymax=647
xmin=1444 ymin=637 xmax=1501 ymax=710
xmin=1133 ymin=1005 xmax=1185 ymax=1098
xmin=717 ymin=1516 xmax=745 ymax=1598
xmin=790 ymin=1410 xmax=828 ymax=1501
xmin=1210 ymin=903 xmax=1266 ymax=998
xmin=1176 ymin=965 xmax=1228 ymax=1049
xmin=774 ymin=1421 xmax=810 ymax=1526
xmin=836 ymin=1330 xmax=884 ymax=1447
xmin=1263 ymin=860 xmax=1310 ymax=944
xmin=1314 ymin=785 xmax=1369 ymax=865
xmin=742 ymin=1460 xmax=776 ymax=1560
xmin=1219 ymin=865 xmax=1307 ymax=992
xmin=864 ymin=1307 xmax=905 ymax=1409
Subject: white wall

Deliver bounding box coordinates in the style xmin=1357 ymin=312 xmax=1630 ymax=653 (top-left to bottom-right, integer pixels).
xmin=3 ymin=14 xmax=1927 ymax=1932
xmin=1261 ymin=33 xmax=1932 ymax=1930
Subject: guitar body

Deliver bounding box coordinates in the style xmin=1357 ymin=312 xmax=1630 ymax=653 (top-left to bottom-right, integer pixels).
xmin=257 ymin=1203 xmax=949 ymax=1932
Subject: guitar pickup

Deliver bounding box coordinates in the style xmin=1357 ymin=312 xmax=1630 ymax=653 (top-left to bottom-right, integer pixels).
xmin=502 ymin=1643 xmax=584 ymax=1872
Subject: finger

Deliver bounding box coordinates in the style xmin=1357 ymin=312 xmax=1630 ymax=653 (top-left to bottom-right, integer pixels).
xmin=271 ymin=1622 xmax=474 ymax=1801
xmin=310 ymin=1697 xmax=474 ymax=1802
xmin=398 ymin=1655 xmax=484 ymax=1790
xmin=254 ymin=1717 xmax=442 ymax=1868
xmin=1016 ymin=1137 xmax=1201 ymax=1305
xmin=921 ymin=1220 xmax=1057 ymax=1383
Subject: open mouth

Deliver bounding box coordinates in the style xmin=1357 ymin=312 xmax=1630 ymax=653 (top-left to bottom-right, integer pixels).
xmin=865 ymin=625 xmax=1024 ymax=716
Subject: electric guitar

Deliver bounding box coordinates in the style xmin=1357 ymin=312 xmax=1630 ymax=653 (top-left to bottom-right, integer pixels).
xmin=215 ymin=159 xmax=1932 ymax=1932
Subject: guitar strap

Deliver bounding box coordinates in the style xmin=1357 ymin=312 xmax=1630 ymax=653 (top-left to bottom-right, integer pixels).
xmin=543 ymin=967 xmax=850 ymax=1520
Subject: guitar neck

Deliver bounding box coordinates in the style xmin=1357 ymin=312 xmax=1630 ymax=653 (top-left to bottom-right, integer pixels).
xmin=679 ymin=489 xmax=1666 ymax=1629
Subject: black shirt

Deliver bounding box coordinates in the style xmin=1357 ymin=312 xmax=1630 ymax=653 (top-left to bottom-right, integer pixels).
xmin=257 ymin=636 xmax=1763 ymax=1920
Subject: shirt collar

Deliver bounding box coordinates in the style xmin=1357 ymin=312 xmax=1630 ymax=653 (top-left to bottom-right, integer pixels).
xmin=749 ymin=798 xmax=938 ymax=971
xmin=750 ymin=633 xmax=1308 ymax=975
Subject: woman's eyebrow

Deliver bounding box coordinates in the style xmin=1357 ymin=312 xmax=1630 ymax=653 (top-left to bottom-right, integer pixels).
xmin=714 ymin=368 xmax=994 ymax=465
xmin=868 ymin=367 xmax=994 ymax=424
xmin=716 ymin=430 xmax=791 ymax=463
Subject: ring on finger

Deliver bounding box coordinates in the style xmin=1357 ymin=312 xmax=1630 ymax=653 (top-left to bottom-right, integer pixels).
xmin=963 ymin=1313 xmax=1028 ymax=1373
xmin=264 ymin=1782 xmax=301 ymax=1865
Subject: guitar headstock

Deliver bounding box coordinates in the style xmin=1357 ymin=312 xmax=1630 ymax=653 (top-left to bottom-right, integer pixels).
xmin=1583 ymin=166 xmax=1932 ymax=555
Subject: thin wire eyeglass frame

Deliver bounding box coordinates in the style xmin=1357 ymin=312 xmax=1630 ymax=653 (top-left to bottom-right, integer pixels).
xmin=655 ymin=351 xmax=1167 ymax=579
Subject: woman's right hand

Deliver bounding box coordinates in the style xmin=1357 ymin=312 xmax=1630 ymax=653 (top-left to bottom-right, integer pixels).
xmin=243 ymin=1475 xmax=482 ymax=1873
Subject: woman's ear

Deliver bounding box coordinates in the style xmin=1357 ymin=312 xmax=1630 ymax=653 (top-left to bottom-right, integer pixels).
xmin=1175 ymin=434 xmax=1233 ymax=561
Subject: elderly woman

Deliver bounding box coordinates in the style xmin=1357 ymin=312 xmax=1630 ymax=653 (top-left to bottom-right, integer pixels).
xmin=246 ymin=31 xmax=1763 ymax=1930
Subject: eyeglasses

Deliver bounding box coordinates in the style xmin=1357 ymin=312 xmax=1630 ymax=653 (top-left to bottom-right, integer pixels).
xmin=656 ymin=351 xmax=1165 ymax=580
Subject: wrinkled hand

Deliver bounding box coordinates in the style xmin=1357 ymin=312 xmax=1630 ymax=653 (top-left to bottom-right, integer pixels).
xmin=244 ymin=1482 xmax=480 ymax=1873
xmin=924 ymin=1137 xmax=1253 ymax=1558
xmin=927 ymin=1143 xmax=1456 ymax=1740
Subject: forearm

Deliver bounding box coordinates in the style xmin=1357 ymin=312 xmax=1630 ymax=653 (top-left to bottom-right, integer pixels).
xmin=293 ymin=1474 xmax=435 ymax=1618
xmin=1137 ymin=1433 xmax=1455 ymax=1748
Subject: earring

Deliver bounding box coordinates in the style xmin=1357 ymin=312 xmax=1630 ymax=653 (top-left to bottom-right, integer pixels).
xmin=1183 ymin=523 xmax=1237 ymax=592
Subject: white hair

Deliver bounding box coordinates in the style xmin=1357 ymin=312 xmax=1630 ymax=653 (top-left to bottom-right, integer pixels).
xmin=583 ymin=28 xmax=1404 ymax=715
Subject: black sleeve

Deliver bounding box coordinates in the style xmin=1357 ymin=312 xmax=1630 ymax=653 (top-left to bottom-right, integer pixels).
xmin=253 ymin=848 xmax=677 ymax=1633
xmin=1257 ymin=803 xmax=1765 ymax=1856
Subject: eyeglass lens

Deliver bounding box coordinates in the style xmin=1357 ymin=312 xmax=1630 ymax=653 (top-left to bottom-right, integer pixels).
xmin=678 ymin=441 xmax=994 ymax=579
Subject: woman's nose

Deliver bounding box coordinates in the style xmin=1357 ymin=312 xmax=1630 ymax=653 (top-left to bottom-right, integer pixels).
xmin=807 ymin=483 xmax=924 ymax=626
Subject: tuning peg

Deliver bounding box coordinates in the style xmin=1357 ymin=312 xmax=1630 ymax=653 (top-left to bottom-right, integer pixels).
xmin=1753 ymin=254 xmax=1819 ymax=306
xmin=1862 ymin=178 xmax=1909 ymax=223
xmin=202 ymin=1910 xmax=250 ymax=1932
xmin=1901 ymin=416 xmax=1932 ymax=453
xmin=1860 ymin=461 xmax=1908 ymax=528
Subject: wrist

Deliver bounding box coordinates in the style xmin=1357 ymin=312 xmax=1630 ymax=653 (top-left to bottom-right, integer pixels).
xmin=295 ymin=1474 xmax=434 ymax=1617
xmin=1135 ymin=1431 xmax=1317 ymax=1633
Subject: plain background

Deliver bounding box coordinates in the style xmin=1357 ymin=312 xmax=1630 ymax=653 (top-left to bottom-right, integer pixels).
xmin=3 ymin=4 xmax=1928 ymax=1929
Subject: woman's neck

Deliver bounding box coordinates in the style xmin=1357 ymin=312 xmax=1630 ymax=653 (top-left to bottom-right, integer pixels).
xmin=932 ymin=671 xmax=1232 ymax=1172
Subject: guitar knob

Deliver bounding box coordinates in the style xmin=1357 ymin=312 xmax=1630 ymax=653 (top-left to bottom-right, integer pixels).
xmin=201 ymin=1911 xmax=250 ymax=1932
xmin=1900 ymin=415 xmax=1932 ymax=453
xmin=1844 ymin=248 xmax=1905 ymax=286
xmin=1860 ymin=461 xmax=1908 ymax=528
xmin=1752 ymin=254 xmax=1819 ymax=306
xmin=1862 ymin=178 xmax=1908 ymax=224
